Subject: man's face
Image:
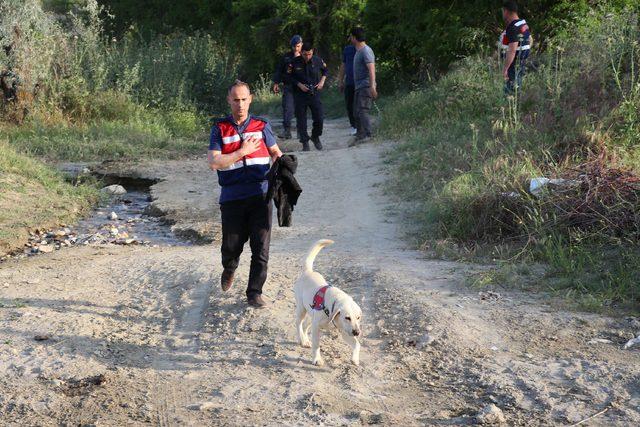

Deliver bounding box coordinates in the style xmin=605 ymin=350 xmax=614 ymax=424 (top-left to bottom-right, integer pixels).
xmin=502 ymin=8 xmax=509 ymax=23
xmin=292 ymin=42 xmax=302 ymax=55
xmin=302 ymin=49 xmax=313 ymax=62
xmin=227 ymin=85 xmax=252 ymax=119
xmin=349 ymin=35 xmax=356 ymax=45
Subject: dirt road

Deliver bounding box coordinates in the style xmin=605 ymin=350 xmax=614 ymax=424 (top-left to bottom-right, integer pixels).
xmin=1 ymin=119 xmax=639 ymax=426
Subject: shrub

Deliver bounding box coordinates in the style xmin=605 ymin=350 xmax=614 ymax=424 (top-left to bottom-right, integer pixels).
xmin=382 ymin=6 xmax=640 ymax=308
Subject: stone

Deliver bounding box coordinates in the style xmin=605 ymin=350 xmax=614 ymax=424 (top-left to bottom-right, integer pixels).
xmin=101 ymin=185 xmax=127 ymax=196
xmin=34 ymin=335 xmax=50 ymax=341
xmin=109 ymin=212 xmax=118 ymax=220
xmin=38 ymin=245 xmax=54 ymax=254
xmin=475 ymin=404 xmax=506 ymax=425
xmin=187 ymin=402 xmax=217 ymax=411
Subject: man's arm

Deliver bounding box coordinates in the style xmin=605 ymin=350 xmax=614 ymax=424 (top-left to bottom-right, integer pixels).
xmin=367 ymin=62 xmax=377 ymax=99
xmin=316 ymin=59 xmax=328 ymax=91
xmin=503 ymin=42 xmax=518 ymax=80
xmin=268 ymin=144 xmax=283 ymax=162
xmin=272 ymin=56 xmax=283 ymax=93
xmin=263 ymin=122 xmax=282 ymax=162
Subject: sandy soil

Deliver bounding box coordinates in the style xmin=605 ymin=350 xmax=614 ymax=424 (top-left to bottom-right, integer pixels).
xmin=1 ymin=118 xmax=639 ymax=426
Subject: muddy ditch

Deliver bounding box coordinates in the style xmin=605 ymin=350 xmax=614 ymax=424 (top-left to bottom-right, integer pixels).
xmin=1 ymin=165 xmax=202 ymax=262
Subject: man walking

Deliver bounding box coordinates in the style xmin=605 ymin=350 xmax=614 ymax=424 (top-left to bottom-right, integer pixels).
xmin=272 ymin=35 xmax=303 ymax=139
xmin=349 ymin=27 xmax=377 ymax=146
xmin=500 ymin=1 xmax=532 ymax=94
xmin=338 ymin=38 xmax=357 ymax=135
xmin=208 ymin=81 xmax=283 ymax=308
xmin=288 ymin=42 xmax=328 ymax=151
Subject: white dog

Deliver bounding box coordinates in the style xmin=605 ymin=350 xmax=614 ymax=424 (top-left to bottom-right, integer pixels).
xmin=294 ymin=239 xmax=362 ymax=366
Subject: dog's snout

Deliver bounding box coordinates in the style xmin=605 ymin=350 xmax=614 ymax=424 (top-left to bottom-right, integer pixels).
xmin=352 ymin=329 xmax=360 ymax=336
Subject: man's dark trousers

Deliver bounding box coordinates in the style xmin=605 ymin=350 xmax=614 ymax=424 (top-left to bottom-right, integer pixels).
xmin=220 ymin=194 xmax=272 ymax=298
xmin=344 ymin=84 xmax=356 ymax=128
xmin=294 ymin=92 xmax=323 ymax=143
xmin=282 ymin=85 xmax=295 ymax=132
xmin=354 ymin=87 xmax=373 ymax=139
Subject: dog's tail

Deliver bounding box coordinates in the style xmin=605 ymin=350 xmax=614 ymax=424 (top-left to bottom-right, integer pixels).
xmin=304 ymin=239 xmax=334 ymax=272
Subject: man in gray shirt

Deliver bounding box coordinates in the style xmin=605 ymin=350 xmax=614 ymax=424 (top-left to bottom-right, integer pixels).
xmin=349 ymin=27 xmax=377 ymax=145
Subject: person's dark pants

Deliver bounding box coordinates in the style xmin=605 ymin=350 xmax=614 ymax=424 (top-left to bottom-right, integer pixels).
xmin=294 ymin=92 xmax=324 ymax=143
xmin=282 ymin=85 xmax=295 ymax=131
xmin=354 ymin=87 xmax=373 ymax=139
xmin=344 ymin=84 xmax=356 ymax=128
xmin=505 ymin=56 xmax=527 ymax=95
xmin=220 ymin=193 xmax=272 ymax=299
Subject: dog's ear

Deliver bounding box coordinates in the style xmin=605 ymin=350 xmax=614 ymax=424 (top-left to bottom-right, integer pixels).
xmin=330 ymin=308 xmax=341 ymax=323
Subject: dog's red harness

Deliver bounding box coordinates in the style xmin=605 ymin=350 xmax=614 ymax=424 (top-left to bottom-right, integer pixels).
xmin=310 ymin=285 xmax=333 ymax=317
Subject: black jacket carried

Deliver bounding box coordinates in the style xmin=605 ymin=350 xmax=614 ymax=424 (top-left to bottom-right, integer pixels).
xmin=267 ymin=155 xmax=302 ymax=227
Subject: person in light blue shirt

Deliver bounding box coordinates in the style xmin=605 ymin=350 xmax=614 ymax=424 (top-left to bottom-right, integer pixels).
xmin=349 ymin=27 xmax=377 ymax=146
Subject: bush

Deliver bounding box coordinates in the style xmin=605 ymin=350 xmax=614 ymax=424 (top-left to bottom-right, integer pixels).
xmin=381 ymin=6 xmax=640 ymax=309
xmin=1 ymin=0 xmax=239 ymax=125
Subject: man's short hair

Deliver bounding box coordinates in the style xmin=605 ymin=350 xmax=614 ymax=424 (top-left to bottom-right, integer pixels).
xmin=502 ymin=1 xmax=518 ymax=12
xmin=228 ymin=80 xmax=251 ymax=94
xmin=301 ymin=42 xmax=313 ymax=52
xmin=350 ymin=27 xmax=366 ymax=42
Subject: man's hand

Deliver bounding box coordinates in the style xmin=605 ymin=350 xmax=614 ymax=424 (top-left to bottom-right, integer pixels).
xmin=503 ymin=69 xmax=510 ymax=81
xmin=370 ymin=85 xmax=378 ymax=99
xmin=240 ymin=136 xmax=262 ymax=157
xmin=272 ymin=83 xmax=280 ymax=94
xmin=297 ymin=82 xmax=309 ymax=92
xmin=316 ymin=82 xmax=324 ymax=91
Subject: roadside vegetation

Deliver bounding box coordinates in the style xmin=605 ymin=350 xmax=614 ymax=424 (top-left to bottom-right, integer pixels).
xmin=381 ymin=6 xmax=640 ymax=312
xmin=0 ymin=140 xmax=98 ymax=255
xmin=0 ymin=0 xmax=237 ymax=254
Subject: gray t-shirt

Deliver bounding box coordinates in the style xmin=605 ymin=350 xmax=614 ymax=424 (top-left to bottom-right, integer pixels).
xmin=353 ymin=45 xmax=375 ymax=90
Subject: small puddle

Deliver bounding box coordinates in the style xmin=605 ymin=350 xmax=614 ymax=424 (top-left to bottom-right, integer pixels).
xmin=1 ymin=164 xmax=192 ymax=262
xmin=70 ymin=165 xmax=190 ymax=247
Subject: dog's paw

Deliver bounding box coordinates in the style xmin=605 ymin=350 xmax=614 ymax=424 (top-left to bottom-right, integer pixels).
xmin=351 ymin=357 xmax=360 ymax=366
xmin=312 ymin=357 xmax=324 ymax=366
xmin=300 ymin=338 xmax=311 ymax=348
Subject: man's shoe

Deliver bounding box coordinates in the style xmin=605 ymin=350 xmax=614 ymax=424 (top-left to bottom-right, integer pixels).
xmin=220 ymin=269 xmax=235 ymax=292
xmin=350 ymin=127 xmax=357 ymax=136
xmin=247 ymin=295 xmax=268 ymax=308
xmin=301 ymin=141 xmax=311 ymax=151
xmin=311 ymin=136 xmax=323 ymax=150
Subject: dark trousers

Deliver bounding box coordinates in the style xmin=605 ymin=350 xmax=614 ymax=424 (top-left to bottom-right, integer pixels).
xmin=344 ymin=84 xmax=356 ymax=128
xmin=282 ymin=85 xmax=295 ymax=131
xmin=505 ymin=56 xmax=528 ymax=95
xmin=354 ymin=87 xmax=373 ymax=139
xmin=220 ymin=194 xmax=272 ymax=298
xmin=294 ymin=92 xmax=323 ymax=143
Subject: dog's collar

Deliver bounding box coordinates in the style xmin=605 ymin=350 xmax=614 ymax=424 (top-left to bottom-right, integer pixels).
xmin=310 ymin=285 xmax=333 ymax=317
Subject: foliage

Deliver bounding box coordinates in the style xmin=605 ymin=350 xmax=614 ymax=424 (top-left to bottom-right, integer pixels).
xmin=381 ymin=6 xmax=640 ymax=309
xmin=1 ymin=0 xmax=239 ymax=125
xmin=0 ymin=138 xmax=98 ymax=255
xmin=364 ymin=0 xmax=640 ymax=81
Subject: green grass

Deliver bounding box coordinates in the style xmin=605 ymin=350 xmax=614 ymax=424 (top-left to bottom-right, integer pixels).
xmin=380 ymin=7 xmax=640 ymax=312
xmin=2 ymin=106 xmax=208 ymax=162
xmin=0 ymin=140 xmax=99 ymax=255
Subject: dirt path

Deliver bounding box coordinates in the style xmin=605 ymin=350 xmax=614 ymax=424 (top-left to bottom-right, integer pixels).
xmin=1 ymin=118 xmax=639 ymax=426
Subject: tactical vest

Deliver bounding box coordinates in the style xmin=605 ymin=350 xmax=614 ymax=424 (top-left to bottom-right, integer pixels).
xmin=215 ymin=117 xmax=271 ymax=188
